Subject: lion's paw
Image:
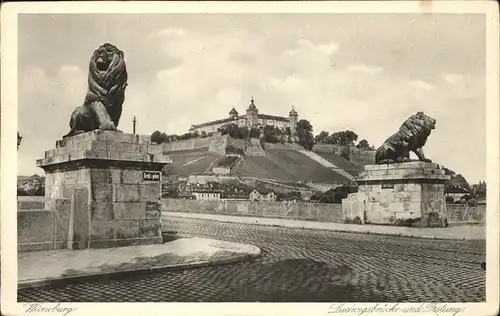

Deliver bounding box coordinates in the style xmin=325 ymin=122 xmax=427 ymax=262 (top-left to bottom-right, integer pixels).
xmin=99 ymin=121 xmax=116 ymax=131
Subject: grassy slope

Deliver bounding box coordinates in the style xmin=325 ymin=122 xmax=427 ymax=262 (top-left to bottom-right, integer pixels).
xmin=313 ymin=152 xmax=364 ymax=176
xmin=232 ymin=149 xmax=352 ymax=183
xmin=163 ymin=148 xmax=220 ymax=176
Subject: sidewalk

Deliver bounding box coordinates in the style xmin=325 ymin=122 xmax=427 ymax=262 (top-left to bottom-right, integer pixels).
xmin=163 ymin=212 xmax=486 ymax=241
xmin=18 ymin=236 xmax=261 ymax=289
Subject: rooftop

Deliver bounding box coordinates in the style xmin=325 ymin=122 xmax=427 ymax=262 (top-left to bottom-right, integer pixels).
xmin=247 ymin=97 xmax=258 ymax=111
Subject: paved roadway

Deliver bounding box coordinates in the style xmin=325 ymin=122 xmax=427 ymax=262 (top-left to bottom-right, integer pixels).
xmin=18 ymin=216 xmax=486 ymax=302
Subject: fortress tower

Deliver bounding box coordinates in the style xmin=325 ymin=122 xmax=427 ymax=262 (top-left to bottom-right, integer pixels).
xmin=246 ymin=97 xmax=259 ymax=127
xmin=289 ymin=106 xmax=298 ymax=136
xmin=229 ymin=107 xmax=238 ymax=119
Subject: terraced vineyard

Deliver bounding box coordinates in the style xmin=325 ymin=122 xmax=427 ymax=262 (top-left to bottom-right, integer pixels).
xmin=313 ymin=151 xmax=364 ymax=176
xmin=163 ymin=149 xmax=220 ymax=176
xmin=232 ymin=149 xmax=352 ymax=184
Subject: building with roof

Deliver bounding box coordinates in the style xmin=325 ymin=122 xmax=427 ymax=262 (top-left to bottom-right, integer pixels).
xmin=249 ymin=187 xmax=277 ymax=202
xmin=189 ymin=97 xmax=299 ymax=135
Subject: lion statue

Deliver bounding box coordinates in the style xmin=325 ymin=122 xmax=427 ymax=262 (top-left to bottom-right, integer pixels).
xmin=375 ymin=111 xmax=436 ymax=164
xmin=63 ymin=43 xmax=128 ymax=138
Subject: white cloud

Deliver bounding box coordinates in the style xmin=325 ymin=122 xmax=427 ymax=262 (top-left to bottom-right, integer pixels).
xmin=216 ymin=89 xmax=242 ymax=106
xmin=347 ymin=64 xmax=384 ymax=75
xmin=440 ymin=73 xmax=464 ymax=86
xmin=408 ymin=79 xmax=436 ymax=91
xmin=157 ymin=28 xmax=187 ymax=37
xmin=58 ymin=65 xmax=82 ymax=75
xmin=268 ymin=74 xmax=304 ymax=90
xmin=287 ymin=39 xmax=339 ymax=56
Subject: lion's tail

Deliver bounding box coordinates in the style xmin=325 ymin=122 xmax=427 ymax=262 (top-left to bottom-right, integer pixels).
xmin=62 ymin=109 xmax=78 ymax=139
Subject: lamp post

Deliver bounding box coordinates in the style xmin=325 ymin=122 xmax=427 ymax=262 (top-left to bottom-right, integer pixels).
xmin=133 ymin=116 xmax=136 ymax=134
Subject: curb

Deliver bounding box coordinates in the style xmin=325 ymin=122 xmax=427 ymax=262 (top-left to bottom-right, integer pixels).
xmin=18 ymin=246 xmax=261 ymax=290
xmin=163 ymin=213 xmax=482 ymax=241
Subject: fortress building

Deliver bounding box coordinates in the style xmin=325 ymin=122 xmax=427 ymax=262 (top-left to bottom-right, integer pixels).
xmin=190 ymin=98 xmax=299 ymax=135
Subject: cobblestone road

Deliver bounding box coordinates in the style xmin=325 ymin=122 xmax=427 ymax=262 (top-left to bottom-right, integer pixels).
xmin=18 ymin=216 xmax=486 ymax=302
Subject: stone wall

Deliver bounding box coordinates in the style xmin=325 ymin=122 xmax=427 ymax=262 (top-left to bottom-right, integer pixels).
xmin=18 ymin=209 xmax=55 ymax=252
xmin=264 ymin=142 xmax=304 ymax=151
xmin=17 ymin=196 xmax=45 ymax=210
xmin=209 ymin=134 xmax=228 ymax=155
xmin=239 ymin=177 xmax=315 ymax=195
xmin=446 ymin=205 xmax=486 ymax=224
xmin=312 ymin=144 xmax=376 ymax=165
xmin=162 ymin=199 xmax=343 ymax=222
xmin=162 ymin=137 xmax=212 ymax=153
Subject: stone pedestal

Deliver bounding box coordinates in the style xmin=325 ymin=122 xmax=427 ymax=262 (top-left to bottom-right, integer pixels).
xmin=37 ymin=130 xmax=172 ymax=249
xmin=342 ymin=162 xmax=450 ymax=227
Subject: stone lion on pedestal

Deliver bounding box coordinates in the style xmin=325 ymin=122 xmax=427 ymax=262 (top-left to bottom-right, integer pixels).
xmin=375 ymin=111 xmax=436 ymax=164
xmin=63 ymin=43 xmax=128 ymax=138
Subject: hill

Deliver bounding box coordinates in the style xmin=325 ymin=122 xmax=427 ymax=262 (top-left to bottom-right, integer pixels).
xmin=163 ymin=148 xmax=221 ymax=177
xmin=312 ymin=152 xmax=364 ymax=176
xmin=161 ymin=136 xmax=363 ymax=187
xmin=231 ymin=149 xmax=353 ymax=184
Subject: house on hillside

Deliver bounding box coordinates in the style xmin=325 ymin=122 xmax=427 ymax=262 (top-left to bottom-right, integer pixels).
xmin=445 ymin=186 xmax=470 ymax=203
xmin=249 ymin=187 xmax=276 ymax=202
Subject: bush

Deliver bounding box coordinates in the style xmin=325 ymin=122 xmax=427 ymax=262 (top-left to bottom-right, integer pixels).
xmin=394 ymin=218 xmax=421 ymax=227
xmin=467 ymin=198 xmax=478 ymax=207
xmin=215 ymin=156 xmax=239 ymax=167
xmin=226 ymin=145 xmax=244 ymax=156
xmin=344 ymin=216 xmax=362 ymax=225
xmin=249 ymin=127 xmax=261 ymax=138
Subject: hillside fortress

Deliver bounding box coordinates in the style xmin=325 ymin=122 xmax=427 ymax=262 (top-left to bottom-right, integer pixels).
xmin=190 ymin=98 xmax=299 ymax=135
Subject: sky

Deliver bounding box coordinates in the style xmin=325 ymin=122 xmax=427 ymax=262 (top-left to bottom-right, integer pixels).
xmin=18 ymin=13 xmax=486 ymax=183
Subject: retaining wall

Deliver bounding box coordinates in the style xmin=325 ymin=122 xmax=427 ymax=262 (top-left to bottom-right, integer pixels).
xmin=162 ymin=198 xmax=343 ymax=222
xmin=162 ymin=137 xmax=212 ymax=153
xmin=446 ymin=205 xmax=486 ymax=224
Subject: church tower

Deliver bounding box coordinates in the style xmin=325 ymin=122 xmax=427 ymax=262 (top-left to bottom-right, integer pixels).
xmin=289 ymin=106 xmax=298 ymax=136
xmin=246 ymin=97 xmax=259 ymax=127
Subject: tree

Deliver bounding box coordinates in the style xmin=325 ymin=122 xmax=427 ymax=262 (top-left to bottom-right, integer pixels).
xmin=22 ymin=174 xmax=45 ymax=196
xmin=249 ymin=127 xmax=261 ymax=138
xmin=442 ymin=167 xmax=456 ymax=176
xmin=314 ymin=131 xmax=329 ymax=144
xmin=296 ymin=119 xmax=314 ymax=150
xmin=328 ymin=130 xmax=358 ymax=146
xmin=356 ymin=139 xmax=371 ymax=150
xmin=472 ymin=181 xmax=486 ymax=199
xmin=151 ymin=130 xmax=168 ymax=144
xmin=263 ymin=125 xmax=278 ymax=143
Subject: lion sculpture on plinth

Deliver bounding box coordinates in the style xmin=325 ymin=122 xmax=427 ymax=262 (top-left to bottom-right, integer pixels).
xmin=63 ymin=43 xmax=128 ymax=138
xmin=375 ymin=111 xmax=436 ymax=164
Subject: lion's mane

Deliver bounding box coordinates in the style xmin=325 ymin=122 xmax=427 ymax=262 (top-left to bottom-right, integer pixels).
xmin=85 ymin=43 xmax=128 ymax=127
xmin=375 ymin=111 xmax=436 ymax=164
xmin=63 ymin=43 xmax=128 ymax=138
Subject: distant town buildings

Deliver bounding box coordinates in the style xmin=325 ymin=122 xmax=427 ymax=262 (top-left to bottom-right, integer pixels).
xmin=182 ymin=181 xmax=279 ymax=202
xmin=190 ymin=97 xmax=298 ymax=135
xmin=249 ymin=188 xmax=277 ymax=202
